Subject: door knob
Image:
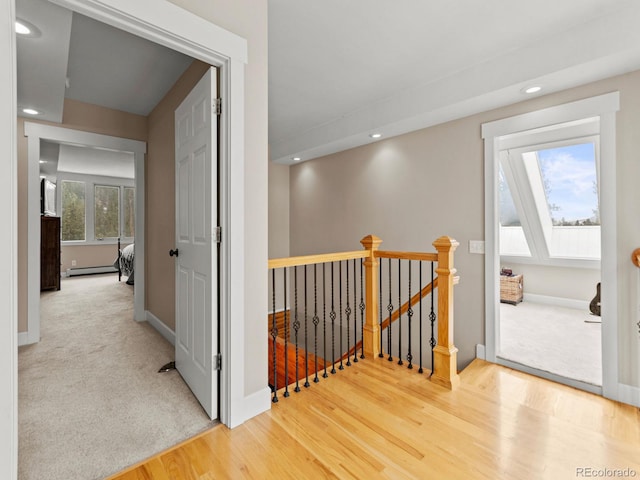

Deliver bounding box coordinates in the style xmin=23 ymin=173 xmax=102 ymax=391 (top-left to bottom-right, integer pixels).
xmin=169 ymin=248 xmax=179 ymax=257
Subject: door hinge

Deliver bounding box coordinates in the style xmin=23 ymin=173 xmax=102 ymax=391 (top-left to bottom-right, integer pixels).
xmin=215 ymin=226 xmax=222 ymax=244
xmin=213 ymin=98 xmax=221 ymax=115
xmin=213 ymin=353 xmax=222 ymax=371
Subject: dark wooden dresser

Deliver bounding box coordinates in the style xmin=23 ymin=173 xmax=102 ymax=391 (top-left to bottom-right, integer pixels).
xmin=41 ymin=216 xmax=61 ymax=291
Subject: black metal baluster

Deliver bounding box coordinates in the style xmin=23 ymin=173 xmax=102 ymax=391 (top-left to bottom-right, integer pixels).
xmin=271 ymin=269 xmax=278 ymax=402
xmin=353 ymin=259 xmax=358 ymax=363
xmin=313 ymin=264 xmax=320 ymax=383
xmin=345 ymin=259 xmax=351 ymax=367
xmin=378 ymin=259 xmax=383 ymax=357
xmin=293 ymin=267 xmax=301 ymax=392
xmin=419 ymin=261 xmax=424 ymax=374
xmin=430 ymin=262 xmax=436 ymax=377
xmin=304 ymin=265 xmax=310 ymax=388
xmin=339 ymin=261 xmax=344 ymax=370
xmin=387 ymin=258 xmax=393 ymax=362
xmin=330 ymin=262 xmax=336 ymax=374
xmin=407 ymin=260 xmax=413 ymax=369
xmin=323 ymin=263 xmax=328 ymax=378
xmin=359 ymin=259 xmax=365 ymax=359
xmin=283 ymin=268 xmax=290 ymax=397
xmin=397 ymin=259 xmax=403 ymax=366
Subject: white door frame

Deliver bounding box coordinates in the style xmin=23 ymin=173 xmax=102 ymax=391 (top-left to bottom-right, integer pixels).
xmin=1 ymin=1 xmax=248 ymax=478
xmin=482 ymin=92 xmax=620 ymax=400
xmin=23 ymin=122 xmax=146 ymax=346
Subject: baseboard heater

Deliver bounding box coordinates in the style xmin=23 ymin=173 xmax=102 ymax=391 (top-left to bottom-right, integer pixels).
xmin=66 ymin=265 xmax=118 ymax=277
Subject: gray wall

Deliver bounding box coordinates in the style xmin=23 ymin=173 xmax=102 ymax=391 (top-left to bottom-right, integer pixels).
xmin=268 ymin=161 xmax=290 ymax=258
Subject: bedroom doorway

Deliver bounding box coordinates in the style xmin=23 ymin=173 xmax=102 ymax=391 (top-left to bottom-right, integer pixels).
xmin=482 ymin=93 xmax=620 ymax=401
xmin=23 ymin=123 xmax=146 ymax=345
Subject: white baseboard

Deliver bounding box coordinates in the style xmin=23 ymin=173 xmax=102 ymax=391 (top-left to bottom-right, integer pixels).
xmin=475 ymin=344 xmax=486 ymax=360
xmin=232 ymin=387 xmax=271 ymax=428
xmin=66 ymin=265 xmax=118 ymax=277
xmin=617 ymin=383 xmax=640 ymax=408
xmin=145 ymin=311 xmax=175 ymax=346
xmin=523 ymin=293 xmax=589 ymax=311
xmin=18 ymin=332 xmax=31 ymax=347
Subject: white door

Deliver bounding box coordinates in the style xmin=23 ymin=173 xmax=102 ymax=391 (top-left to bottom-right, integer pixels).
xmin=174 ymin=67 xmax=218 ymax=419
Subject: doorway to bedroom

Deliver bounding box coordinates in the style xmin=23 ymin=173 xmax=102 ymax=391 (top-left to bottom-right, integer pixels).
xmin=496 ymin=130 xmax=602 ymax=390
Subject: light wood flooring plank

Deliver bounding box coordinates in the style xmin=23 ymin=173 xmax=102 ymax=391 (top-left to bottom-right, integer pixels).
xmin=109 ymin=359 xmax=640 ymax=480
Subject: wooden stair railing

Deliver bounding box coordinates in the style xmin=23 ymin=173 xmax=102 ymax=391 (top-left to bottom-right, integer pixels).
xmin=268 ymin=234 xmax=460 ymax=400
xmin=342 ymin=274 xmax=460 ymax=363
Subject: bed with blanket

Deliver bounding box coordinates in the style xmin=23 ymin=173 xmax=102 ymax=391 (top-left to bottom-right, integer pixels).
xmin=114 ymin=240 xmax=135 ymax=285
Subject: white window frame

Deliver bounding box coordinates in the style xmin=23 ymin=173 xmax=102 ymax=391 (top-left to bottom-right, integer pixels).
xmin=57 ymin=172 xmax=135 ymax=245
xmin=499 ymin=132 xmax=601 ymax=268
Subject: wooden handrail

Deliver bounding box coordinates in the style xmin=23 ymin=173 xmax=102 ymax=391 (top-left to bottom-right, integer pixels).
xmin=267 ymin=234 xmax=460 ymax=392
xmin=268 ymin=250 xmax=368 ymax=269
xmin=375 ymin=250 xmax=438 ymax=262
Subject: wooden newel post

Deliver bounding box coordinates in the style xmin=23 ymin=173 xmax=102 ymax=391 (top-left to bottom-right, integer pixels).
xmin=431 ymin=236 xmax=461 ymax=390
xmin=360 ymin=234 xmax=382 ymax=358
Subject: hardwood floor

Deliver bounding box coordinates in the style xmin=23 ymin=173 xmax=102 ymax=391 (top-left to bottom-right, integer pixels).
xmin=108 ymin=359 xmax=640 ymax=480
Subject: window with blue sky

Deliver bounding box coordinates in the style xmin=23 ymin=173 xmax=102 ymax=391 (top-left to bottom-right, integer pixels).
xmin=499 ymin=137 xmax=600 ymax=264
xmin=536 ymin=142 xmax=599 ymax=226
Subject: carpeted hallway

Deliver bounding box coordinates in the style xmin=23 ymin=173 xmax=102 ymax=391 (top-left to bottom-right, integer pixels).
xmin=18 ymin=274 xmax=214 ymax=480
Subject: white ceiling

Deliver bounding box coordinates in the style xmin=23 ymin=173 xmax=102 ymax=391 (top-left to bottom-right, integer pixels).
xmin=268 ymin=0 xmax=640 ymax=164
xmin=16 ymin=0 xmax=193 ymax=123
xmin=16 ymin=0 xmax=640 ymax=166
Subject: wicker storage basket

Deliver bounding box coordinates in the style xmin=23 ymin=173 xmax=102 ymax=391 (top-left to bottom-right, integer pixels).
xmin=500 ymin=274 xmax=523 ymax=305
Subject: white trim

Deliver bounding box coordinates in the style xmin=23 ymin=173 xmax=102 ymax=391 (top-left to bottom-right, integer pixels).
xmin=482 ymin=92 xmax=620 ymax=400
xmin=237 ymin=387 xmax=272 ymax=423
xmin=475 ymin=344 xmax=486 ymax=360
xmin=617 ymin=383 xmax=640 ymax=408
xmin=481 ymin=93 xmax=620 ymax=139
xmin=48 ymin=0 xmax=247 ymax=64
xmin=0 ymin=0 xmax=18 ymax=477
xmin=24 ymin=123 xmax=147 ymax=334
xmin=599 ymin=110 xmax=618 ymax=398
xmin=145 ymin=310 xmax=175 ymax=346
xmin=496 ymin=357 xmax=603 ymax=395
xmin=67 ymin=266 xmax=118 ymax=276
xmin=522 ymin=293 xmax=590 ymax=311
xmin=220 ymin=57 xmax=248 ymax=428
xmin=18 ymin=332 xmax=29 ymax=347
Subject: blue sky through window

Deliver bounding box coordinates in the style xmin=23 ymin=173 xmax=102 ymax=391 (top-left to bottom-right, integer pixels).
xmin=536 ymin=142 xmax=599 ymax=225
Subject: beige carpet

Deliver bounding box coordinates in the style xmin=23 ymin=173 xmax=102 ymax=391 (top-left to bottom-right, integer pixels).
xmin=499 ymin=301 xmax=602 ymax=386
xmin=19 ymin=274 xmax=214 ymax=480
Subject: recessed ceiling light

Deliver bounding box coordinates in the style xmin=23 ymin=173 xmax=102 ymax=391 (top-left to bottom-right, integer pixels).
xmin=39 ymin=160 xmax=46 ymax=164
xmin=292 ymin=157 xmax=301 ymax=162
xmin=369 ymin=133 xmax=382 ymax=139
xmin=15 ymin=19 xmax=41 ymax=38
xmin=15 ymin=21 xmax=30 ymax=35
xmin=522 ymin=85 xmax=542 ymax=94
xmin=22 ymin=108 xmax=39 ymax=115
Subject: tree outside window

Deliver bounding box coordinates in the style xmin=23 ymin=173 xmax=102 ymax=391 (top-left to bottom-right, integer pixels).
xmin=95 ymin=185 xmax=120 ymax=239
xmin=61 ymin=181 xmax=86 ymax=241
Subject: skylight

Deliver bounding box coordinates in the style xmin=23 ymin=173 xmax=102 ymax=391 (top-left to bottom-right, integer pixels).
xmin=499 ymin=135 xmax=600 ymax=265
xmin=536 ymin=143 xmax=599 ymax=226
